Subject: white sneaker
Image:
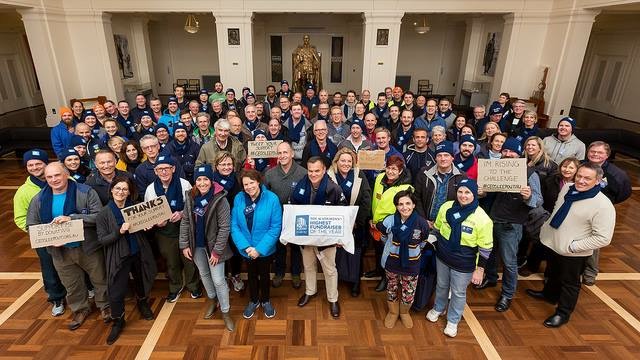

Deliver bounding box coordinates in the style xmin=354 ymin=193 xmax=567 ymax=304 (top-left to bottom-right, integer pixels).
xmin=426 ymin=308 xmax=442 ymax=322
xmin=51 ymin=300 xmax=65 ymax=317
xmin=444 ymin=322 xmax=458 ymax=338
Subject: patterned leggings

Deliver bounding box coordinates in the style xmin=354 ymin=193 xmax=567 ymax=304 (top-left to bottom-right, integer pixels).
xmin=386 ymin=270 xmax=419 ymax=305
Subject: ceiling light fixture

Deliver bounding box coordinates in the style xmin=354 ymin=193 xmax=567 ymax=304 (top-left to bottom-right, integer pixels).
xmin=184 ymin=14 xmax=199 ymax=34
xmin=415 ymin=16 xmax=430 ymax=34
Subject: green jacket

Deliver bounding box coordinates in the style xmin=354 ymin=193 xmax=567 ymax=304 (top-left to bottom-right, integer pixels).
xmin=13 ymin=177 xmax=42 ymax=232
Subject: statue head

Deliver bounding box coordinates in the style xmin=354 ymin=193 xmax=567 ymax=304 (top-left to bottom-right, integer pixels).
xmin=303 ymin=35 xmax=310 ymax=45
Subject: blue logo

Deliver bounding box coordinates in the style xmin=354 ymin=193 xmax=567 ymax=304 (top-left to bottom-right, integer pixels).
xmin=295 ymin=215 xmax=309 ymax=236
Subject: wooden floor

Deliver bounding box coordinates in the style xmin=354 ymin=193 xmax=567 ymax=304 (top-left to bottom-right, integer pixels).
xmin=0 ymin=155 xmax=639 ymax=359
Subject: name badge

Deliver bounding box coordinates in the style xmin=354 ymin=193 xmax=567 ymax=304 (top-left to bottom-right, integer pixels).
xmin=345 ymin=181 xmax=352 ymax=188
xmin=512 ymin=118 xmax=519 ymax=125
xmin=299 ymin=188 xmax=305 ymax=195
xmin=193 ymin=207 xmax=205 ymax=217
xmin=220 ymin=179 xmax=227 ymax=185
xmin=200 ymin=199 xmax=209 ymax=207
xmin=462 ymin=225 xmax=473 ymax=234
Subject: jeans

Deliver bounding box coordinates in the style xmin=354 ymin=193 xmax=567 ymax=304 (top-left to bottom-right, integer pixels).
xmin=192 ymin=247 xmax=230 ymax=312
xmin=485 ymin=222 xmax=522 ymax=299
xmin=434 ymin=258 xmax=473 ymax=325
xmin=35 ymin=247 xmax=66 ymax=302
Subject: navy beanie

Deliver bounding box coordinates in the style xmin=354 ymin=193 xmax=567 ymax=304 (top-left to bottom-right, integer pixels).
xmin=193 ymin=164 xmax=215 ymax=182
xmin=457 ymin=178 xmax=478 ymax=199
xmin=435 ymin=141 xmax=455 ymax=156
xmin=167 ymin=96 xmax=178 ymax=104
xmin=69 ymin=135 xmax=87 ymax=147
xmin=23 ymin=149 xmax=49 ymax=166
xmin=156 ymin=123 xmax=169 ymax=133
xmin=155 ymin=155 xmax=175 ymax=167
xmin=459 ymin=134 xmax=476 ymax=148
xmin=60 ymin=148 xmax=80 ymax=162
xmin=82 ymin=110 xmax=96 ymax=120
xmin=502 ymin=137 xmax=523 ymax=155
xmin=253 ymin=129 xmax=267 ymax=139
xmin=489 ymin=103 xmax=503 ymax=115
xmin=173 ymin=122 xmax=187 ymax=133
xmin=351 ymin=119 xmax=364 ymax=130
xmin=559 ymin=117 xmax=576 ymax=131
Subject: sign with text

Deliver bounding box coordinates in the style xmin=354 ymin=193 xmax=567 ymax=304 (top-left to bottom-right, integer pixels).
xmin=281 ymin=205 xmax=359 ymax=254
xmin=357 ymin=150 xmax=385 ymax=170
xmin=477 ymin=158 xmax=527 ymax=192
xmin=29 ymin=219 xmax=84 ymax=248
xmin=247 ymin=140 xmax=283 ymax=158
xmin=121 ymin=195 xmax=173 ymax=233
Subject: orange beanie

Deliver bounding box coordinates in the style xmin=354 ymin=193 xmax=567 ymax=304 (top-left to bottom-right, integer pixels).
xmin=59 ymin=106 xmax=72 ymax=117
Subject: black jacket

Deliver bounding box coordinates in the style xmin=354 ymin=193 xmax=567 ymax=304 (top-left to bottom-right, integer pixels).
xmin=85 ymin=169 xmax=134 ymax=205
xmin=413 ymin=166 xmax=466 ymax=220
xmin=601 ymin=161 xmax=632 ymax=204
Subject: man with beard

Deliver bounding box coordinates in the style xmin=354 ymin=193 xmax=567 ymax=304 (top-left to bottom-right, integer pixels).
xmin=391 ymin=109 xmax=415 ymax=153
xmin=436 ymin=98 xmax=456 ymax=128
xmin=158 ymin=97 xmax=181 ymax=135
xmin=263 ymin=85 xmax=278 ymax=113
xmin=51 ymin=106 xmax=76 ymax=158
xmin=453 ymin=135 xmax=478 ymax=180
xmin=208 ymin=81 xmax=225 ymax=104
xmin=164 ymin=122 xmax=201 ymax=183
xmin=256 ymin=102 xmax=270 ymax=124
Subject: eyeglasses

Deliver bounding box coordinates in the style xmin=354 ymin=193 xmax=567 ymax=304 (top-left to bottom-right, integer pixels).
xmin=113 ymin=187 xmax=129 ymax=193
xmin=314 ymin=128 xmax=328 ymax=132
xmin=155 ymin=167 xmax=173 ymax=173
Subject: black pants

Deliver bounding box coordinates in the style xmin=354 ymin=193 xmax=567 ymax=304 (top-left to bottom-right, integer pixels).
xmin=247 ymin=256 xmax=272 ymax=303
xmin=108 ymin=254 xmax=146 ymax=318
xmin=227 ymin=237 xmax=242 ymax=276
xmin=543 ymin=252 xmax=588 ymax=318
xmin=273 ymin=242 xmax=302 ymax=277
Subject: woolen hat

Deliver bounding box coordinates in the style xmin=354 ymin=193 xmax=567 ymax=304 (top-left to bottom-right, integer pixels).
xmin=252 ymin=129 xmax=267 ymax=139
xmin=155 ymin=155 xmax=175 ymax=167
xmin=173 ymin=122 xmax=187 ymax=133
xmin=23 ymin=149 xmax=49 ymax=166
xmin=559 ymin=117 xmax=576 ymax=131
xmin=280 ymin=80 xmax=289 ymax=85
xmin=59 ymin=106 xmax=72 ymax=117
xmin=351 ymin=119 xmax=364 ymax=130
xmin=167 ymin=96 xmax=178 ymax=104
xmin=82 ymin=110 xmax=96 ymax=119
xmin=435 ymin=141 xmax=455 ymax=156
xmin=60 ymin=148 xmax=80 ymax=162
xmin=156 ymin=123 xmax=169 ymax=133
xmin=199 ymin=89 xmax=209 ymax=95
xmin=459 ymin=134 xmax=476 ymax=148
xmin=193 ymin=164 xmax=214 ymax=182
xmin=69 ymin=135 xmax=87 ymax=147
xmin=457 ymin=178 xmax=478 ymax=198
xmin=502 ymin=137 xmax=523 ymax=155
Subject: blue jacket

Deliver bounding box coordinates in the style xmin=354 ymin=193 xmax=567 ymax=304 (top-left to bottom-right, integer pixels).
xmin=414 ymin=115 xmax=446 ymax=133
xmin=163 ymin=139 xmax=201 ymax=181
xmin=231 ymin=186 xmax=282 ymax=258
xmin=50 ymin=121 xmax=76 ymax=158
xmin=158 ymin=110 xmax=181 ymax=135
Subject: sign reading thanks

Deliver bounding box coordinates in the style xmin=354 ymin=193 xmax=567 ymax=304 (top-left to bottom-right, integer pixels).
xmin=121 ymin=195 xmax=173 ymax=233
xmin=247 ymin=140 xmax=283 ymax=158
xmin=29 ymin=219 xmax=84 ymax=248
xmin=477 ymin=158 xmax=527 ymax=192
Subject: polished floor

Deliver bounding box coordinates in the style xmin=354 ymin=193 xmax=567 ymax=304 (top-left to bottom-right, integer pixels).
xmin=0 ymin=155 xmax=638 ymax=359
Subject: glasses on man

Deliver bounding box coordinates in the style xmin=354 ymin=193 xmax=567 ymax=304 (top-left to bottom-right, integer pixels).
xmin=156 ymin=167 xmax=173 ymax=173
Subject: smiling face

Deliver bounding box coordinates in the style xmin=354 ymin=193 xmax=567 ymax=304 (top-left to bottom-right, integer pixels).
xmin=125 ymin=144 xmax=138 ymax=161
xmin=242 ymin=176 xmax=261 ymax=198
xmin=484 ymin=123 xmax=500 ymax=138
xmin=216 ymin=156 xmax=234 ymax=176
xmin=456 ymin=186 xmax=474 ymax=206
xmin=140 ymin=139 xmax=160 ymax=159
xmin=525 ymin=139 xmax=541 ymax=157
xmin=72 ymin=101 xmax=84 ymax=116
xmin=396 ymin=195 xmax=415 ymax=219
xmin=587 ymin=144 xmax=608 ymax=165
xmin=156 ymin=128 xmax=169 ymax=142
xmin=154 ymin=164 xmax=175 ymax=183
xmin=426 ymin=100 xmax=437 ymax=115
xmin=364 ymin=114 xmax=377 ymax=130
xmin=118 ymin=102 xmax=130 ymax=117
xmin=214 ymin=125 xmax=230 ymax=143
xmin=574 ymin=166 xmax=599 ymax=192
xmin=174 ymin=129 xmax=188 ymax=143
xmin=150 ymin=99 xmax=162 ymax=113
xmin=385 ymin=164 xmax=401 ymax=182
xmin=111 ymin=180 xmax=130 ymax=203
xmin=376 ymin=131 xmax=390 ymax=150
xmin=557 ymin=121 xmax=573 ymax=138
xmin=337 ymin=153 xmax=353 ymax=175
xmin=560 ymin=161 xmax=578 ymax=181
xmin=44 ymin=164 xmax=68 ymax=193
xmin=460 ymin=142 xmax=475 ymax=158
xmin=195 ymin=176 xmax=212 ymax=195
xmin=95 ymin=152 xmax=116 ymax=178
xmin=413 ymin=130 xmax=428 ymax=149
xmin=490 ymin=134 xmax=506 ymax=152
xmin=307 ymin=161 xmax=326 ymax=187
xmin=523 ymin=113 xmax=537 ymax=127
xmin=276 ymin=142 xmax=293 ymax=167
xmin=26 ymin=159 xmax=46 ymax=178
xmin=64 ymin=155 xmax=80 ymax=172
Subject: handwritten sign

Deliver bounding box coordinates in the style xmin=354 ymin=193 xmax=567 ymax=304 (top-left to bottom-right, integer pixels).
xmin=247 ymin=140 xmax=282 ymax=158
xmin=477 ymin=158 xmax=527 ymax=192
xmin=121 ymin=195 xmax=173 ymax=233
xmin=29 ymin=219 xmax=84 ymax=248
xmin=357 ymin=150 xmax=385 ymax=170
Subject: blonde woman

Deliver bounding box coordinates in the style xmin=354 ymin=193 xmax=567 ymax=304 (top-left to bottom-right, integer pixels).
xmin=525 ymin=136 xmax=557 ymax=179
xmin=514 ymin=111 xmax=543 ymax=146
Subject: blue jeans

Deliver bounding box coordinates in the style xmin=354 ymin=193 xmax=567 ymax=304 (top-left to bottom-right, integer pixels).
xmin=434 ymin=258 xmax=473 ymax=325
xmin=485 ymin=222 xmax=522 ymax=299
xmin=193 ymin=247 xmax=230 ymax=313
xmin=36 ymin=247 xmax=66 ymax=302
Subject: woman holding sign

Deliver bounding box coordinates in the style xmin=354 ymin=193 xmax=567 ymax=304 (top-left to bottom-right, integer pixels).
xmin=96 ymin=176 xmax=157 ymax=345
xmin=243 ymin=130 xmax=277 ymax=173
xmin=179 ymin=164 xmax=235 ymax=331
xmin=328 ymin=148 xmax=372 ymax=297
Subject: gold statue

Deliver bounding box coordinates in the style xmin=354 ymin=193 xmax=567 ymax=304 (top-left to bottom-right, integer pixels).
xmin=292 ymin=35 xmax=322 ymax=94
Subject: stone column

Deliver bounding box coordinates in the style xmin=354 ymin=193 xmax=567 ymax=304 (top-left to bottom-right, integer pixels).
xmin=214 ymin=11 xmax=254 ymax=92
xmin=361 ymin=11 xmax=404 ymax=94
xmin=456 ymin=15 xmax=484 ymax=100
xmin=128 ymin=16 xmax=155 ymax=92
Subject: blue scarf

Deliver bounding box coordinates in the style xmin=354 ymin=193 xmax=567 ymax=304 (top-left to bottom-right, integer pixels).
xmin=266 ymin=131 xmax=285 ymax=141
xmin=515 ymin=125 xmax=539 ymax=144
xmin=153 ymin=174 xmax=184 ymax=212
xmin=91 ymin=125 xmax=102 ymax=139
xmin=39 ymin=180 xmax=77 ymax=223
xmin=172 ymin=138 xmax=191 ymax=156
xmin=245 ymin=119 xmax=259 ymax=132
xmin=213 ymin=171 xmax=236 ymax=192
xmin=438 ymin=109 xmax=453 ymax=120
xmin=287 ymin=117 xmax=305 ymax=143
xmin=193 ymin=189 xmax=215 ymax=248
xmin=30 ymin=175 xmax=47 ymax=189
xmin=549 ymin=184 xmax=601 ymax=229
xmin=454 ymin=153 xmax=475 ymax=172
xmin=391 ymin=210 xmax=418 ymax=268
xmin=445 ymin=197 xmax=479 ymax=252
xmin=243 ymin=191 xmax=261 ymax=231
xmin=292 ymin=174 xmax=328 ymax=205
xmin=255 ymin=157 xmax=268 ymax=172
xmin=70 ymin=171 xmax=86 ymax=183
xmin=309 ymin=138 xmax=338 ymax=161
xmin=335 ymin=170 xmax=355 ymax=204
xmin=108 ymin=199 xmax=139 ymax=254
xmin=395 ymin=125 xmax=414 ymax=150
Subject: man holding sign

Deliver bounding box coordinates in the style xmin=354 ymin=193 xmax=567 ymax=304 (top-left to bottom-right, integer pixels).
xmin=291 ymin=156 xmax=347 ymax=318
xmin=26 ymin=162 xmax=109 ymax=331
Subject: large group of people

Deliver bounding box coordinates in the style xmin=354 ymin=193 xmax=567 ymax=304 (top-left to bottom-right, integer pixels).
xmin=12 ymin=82 xmax=632 ymax=345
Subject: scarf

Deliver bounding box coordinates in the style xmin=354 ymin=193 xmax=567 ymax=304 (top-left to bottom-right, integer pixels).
xmin=255 ymin=157 xmax=268 ymax=172
xmin=153 ymin=173 xmax=184 ymax=212
xmin=454 ymin=153 xmax=475 ymax=172
xmin=91 ymin=125 xmax=102 ymax=139
xmin=70 ymin=171 xmax=86 ymax=184
xmin=193 ymin=189 xmax=215 ymax=248
xmin=335 ymin=170 xmax=355 ymax=204
xmin=245 ymin=119 xmax=259 ymax=132
xmin=39 ymin=180 xmax=77 ymax=223
xmin=287 ymin=116 xmax=305 ymax=143
xmin=374 ymin=106 xmax=388 ymax=120
xmin=266 ymin=131 xmax=285 ymax=141
xmin=30 ymin=175 xmax=47 ymax=189
xmin=391 ymin=210 xmax=418 ymax=268
xmin=445 ymin=197 xmax=479 ymax=252
xmin=309 ymin=138 xmax=338 ymax=160
xmin=437 ymin=109 xmax=453 ymax=120
xmin=549 ymin=184 xmax=601 ymax=229
xmin=243 ymin=191 xmax=261 ymax=231
xmin=396 ymin=125 xmax=414 ymax=150
xmin=173 ymin=138 xmax=191 ymax=156
xmin=516 ymin=125 xmax=539 ymax=144
xmin=213 ymin=171 xmax=236 ymax=192
xmin=108 ymin=199 xmax=138 ymax=254
xmin=291 ymin=174 xmax=329 ymax=205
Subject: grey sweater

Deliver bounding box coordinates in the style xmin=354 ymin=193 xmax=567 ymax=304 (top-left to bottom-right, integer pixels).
xmin=264 ymin=162 xmax=308 ymax=204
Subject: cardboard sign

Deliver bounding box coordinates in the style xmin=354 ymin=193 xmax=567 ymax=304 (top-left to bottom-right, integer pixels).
xmin=247 ymin=140 xmax=283 ymax=158
xmin=477 ymin=158 xmax=527 ymax=192
xmin=29 ymin=219 xmax=84 ymax=248
xmin=281 ymin=205 xmax=359 ymax=254
xmin=357 ymin=150 xmax=385 ymax=170
xmin=121 ymin=195 xmax=173 ymax=233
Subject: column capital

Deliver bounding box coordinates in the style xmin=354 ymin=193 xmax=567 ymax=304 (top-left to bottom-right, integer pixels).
xmin=212 ymin=11 xmax=253 ymax=24
xmin=503 ymin=12 xmax=552 ymax=25
xmin=362 ymin=11 xmax=404 ymax=24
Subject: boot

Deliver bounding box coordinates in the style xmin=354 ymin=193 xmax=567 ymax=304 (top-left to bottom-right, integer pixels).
xmin=204 ymin=298 xmax=218 ymax=319
xmin=137 ymin=298 xmax=154 ymax=320
xmin=106 ymin=316 xmax=126 ymax=345
xmin=375 ymin=277 xmax=388 ymax=292
xmin=399 ymin=303 xmax=413 ymax=329
xmin=222 ymin=311 xmax=235 ymax=332
xmin=384 ymin=301 xmax=399 ymax=328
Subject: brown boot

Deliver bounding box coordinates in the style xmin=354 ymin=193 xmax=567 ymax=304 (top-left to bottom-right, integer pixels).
xmin=68 ymin=308 xmax=91 ymax=330
xmin=384 ymin=301 xmax=399 ymax=328
xmin=399 ymin=303 xmax=413 ymax=329
xmin=222 ymin=311 xmax=235 ymax=332
xmin=203 ymin=298 xmax=218 ymax=319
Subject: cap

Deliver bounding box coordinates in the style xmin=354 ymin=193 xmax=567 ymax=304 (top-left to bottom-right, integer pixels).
xmin=167 ymin=96 xmax=178 ymax=104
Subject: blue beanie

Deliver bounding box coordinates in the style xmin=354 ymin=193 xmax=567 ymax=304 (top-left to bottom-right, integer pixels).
xmin=280 ymin=80 xmax=288 ymax=86
xmin=351 ymin=119 xmax=364 ymax=130
xmin=435 ymin=141 xmax=455 ymax=156
xmin=253 ymin=129 xmax=267 ymax=139
xmin=559 ymin=117 xmax=576 ymax=131
xmin=173 ymin=122 xmax=187 ymax=133
xmin=156 ymin=123 xmax=169 ymax=133
xmin=167 ymin=96 xmax=178 ymax=104
xmin=23 ymin=148 xmax=49 ymax=166
xmin=60 ymin=148 xmax=80 ymax=162
xmin=457 ymin=178 xmax=478 ymax=199
xmin=489 ymin=102 xmax=503 ymax=115
xmin=70 ymin=135 xmax=87 ymax=147
xmin=82 ymin=110 xmax=96 ymax=120
xmin=155 ymin=154 xmax=175 ymax=167
xmin=200 ymin=89 xmax=209 ymax=95
xmin=193 ymin=164 xmax=215 ymax=182
xmin=502 ymin=137 xmax=523 ymax=156
xmin=140 ymin=110 xmax=152 ymax=119
xmin=459 ymin=134 xmax=476 ymax=148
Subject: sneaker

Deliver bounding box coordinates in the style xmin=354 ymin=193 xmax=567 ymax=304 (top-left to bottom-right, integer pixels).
xmin=272 ymin=274 xmax=284 ymax=288
xmin=444 ymin=322 xmax=458 ymax=337
xmin=88 ymin=289 xmax=95 ymax=299
xmin=190 ymin=288 xmax=203 ymax=299
xmin=166 ymin=286 xmax=184 ymax=303
xmin=426 ymin=308 xmax=442 ymax=323
xmin=68 ymin=308 xmax=91 ymax=331
xmin=262 ymin=301 xmax=276 ymax=318
xmin=291 ymin=275 xmax=302 ymax=289
xmin=231 ymin=275 xmax=245 ymax=292
xmin=51 ymin=300 xmax=65 ymax=317
xmin=242 ymin=301 xmax=260 ymax=319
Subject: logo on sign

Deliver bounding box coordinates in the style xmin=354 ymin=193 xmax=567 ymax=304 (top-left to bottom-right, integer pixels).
xmin=295 ymin=215 xmax=309 ymax=236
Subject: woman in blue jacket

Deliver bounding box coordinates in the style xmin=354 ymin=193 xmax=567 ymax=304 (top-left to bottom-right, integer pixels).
xmin=231 ymin=169 xmax=282 ymax=320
